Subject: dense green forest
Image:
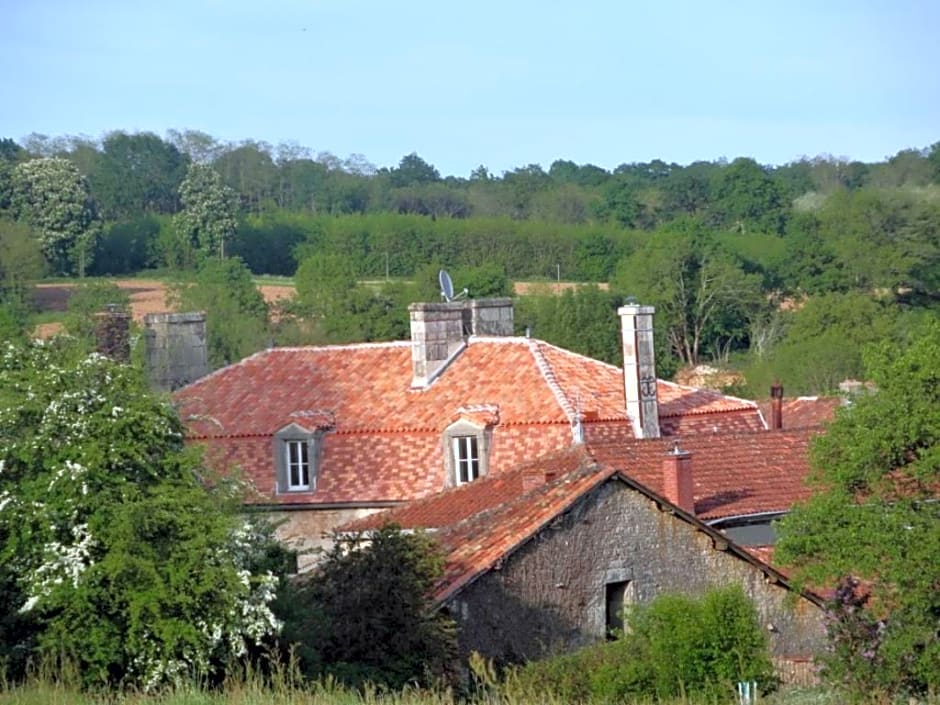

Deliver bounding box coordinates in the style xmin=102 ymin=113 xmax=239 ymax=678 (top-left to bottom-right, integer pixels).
xmin=1 ymin=130 xmax=938 ymax=395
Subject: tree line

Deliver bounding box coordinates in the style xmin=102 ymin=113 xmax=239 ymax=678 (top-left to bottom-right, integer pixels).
xmin=1 ymin=130 xmax=939 ymax=396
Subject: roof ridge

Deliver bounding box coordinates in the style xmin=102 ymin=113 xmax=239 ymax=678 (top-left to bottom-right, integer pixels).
xmin=526 ymin=339 xmax=578 ymax=426
xmin=532 ymin=338 xmax=624 ymax=373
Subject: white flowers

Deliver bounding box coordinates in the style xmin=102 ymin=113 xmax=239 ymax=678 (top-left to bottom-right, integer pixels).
xmin=20 ymin=522 xmax=97 ymax=613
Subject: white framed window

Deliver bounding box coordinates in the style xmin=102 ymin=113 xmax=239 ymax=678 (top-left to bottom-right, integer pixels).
xmin=274 ymin=423 xmax=321 ymax=493
xmin=452 ymin=435 xmax=481 ymax=485
xmin=285 ymin=439 xmax=311 ymax=491
xmin=444 ymin=419 xmax=491 ymax=487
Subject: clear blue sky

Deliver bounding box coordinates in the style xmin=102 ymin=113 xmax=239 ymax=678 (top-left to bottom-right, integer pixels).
xmin=3 ymin=0 xmax=938 ymax=177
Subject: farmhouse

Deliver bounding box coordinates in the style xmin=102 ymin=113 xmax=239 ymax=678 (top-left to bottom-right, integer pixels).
xmin=173 ymin=299 xmax=768 ymax=567
xmin=342 ymin=439 xmax=826 ymax=671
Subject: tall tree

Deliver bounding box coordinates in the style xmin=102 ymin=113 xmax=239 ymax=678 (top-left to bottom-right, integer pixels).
xmin=389 ymin=152 xmax=441 ymax=187
xmin=775 ymin=321 xmax=940 ymax=698
xmin=91 ymin=131 xmax=189 ymax=219
xmin=9 ymin=157 xmax=99 ymax=276
xmin=613 ymin=228 xmax=764 ymax=366
xmin=173 ymin=163 xmax=238 ymax=265
xmin=710 ymin=157 xmax=788 ymax=234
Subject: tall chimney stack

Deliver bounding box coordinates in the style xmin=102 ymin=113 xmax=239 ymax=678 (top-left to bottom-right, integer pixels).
xmin=144 ymin=312 xmax=209 ymax=392
xmin=663 ymin=444 xmax=694 ymax=514
xmin=619 ymin=304 xmax=660 ymax=439
xmin=408 ymin=302 xmax=467 ymax=388
xmin=770 ymin=381 xmax=784 ymax=430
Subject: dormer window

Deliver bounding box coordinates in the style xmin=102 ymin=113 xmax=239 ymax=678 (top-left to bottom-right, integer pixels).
xmin=444 ymin=415 xmax=494 ymax=487
xmin=452 ymin=435 xmax=481 ymax=485
xmin=274 ymin=423 xmax=322 ymax=493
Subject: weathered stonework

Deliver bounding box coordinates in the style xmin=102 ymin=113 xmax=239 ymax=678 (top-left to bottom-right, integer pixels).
xmin=144 ymin=312 xmax=209 ymax=392
xmin=447 ymin=479 xmax=824 ymax=664
xmin=408 ymin=302 xmax=467 ymax=387
xmin=267 ymin=506 xmax=390 ymax=572
xmin=468 ymin=298 xmax=514 ymax=336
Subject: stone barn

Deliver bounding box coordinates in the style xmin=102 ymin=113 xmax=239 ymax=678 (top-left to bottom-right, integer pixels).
xmin=344 ymin=443 xmax=825 ymax=676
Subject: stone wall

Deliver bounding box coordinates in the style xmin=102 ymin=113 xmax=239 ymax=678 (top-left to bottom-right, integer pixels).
xmin=448 ymin=479 xmax=824 ymax=665
xmin=268 ymin=506 xmax=389 ymax=572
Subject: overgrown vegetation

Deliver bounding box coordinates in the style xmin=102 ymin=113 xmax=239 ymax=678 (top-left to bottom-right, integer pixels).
xmin=0 ymin=339 xmax=290 ymax=690
xmin=276 ymin=526 xmax=457 ymax=690
xmin=512 ymin=586 xmax=774 ymax=702
xmin=776 ymin=320 xmax=940 ymax=700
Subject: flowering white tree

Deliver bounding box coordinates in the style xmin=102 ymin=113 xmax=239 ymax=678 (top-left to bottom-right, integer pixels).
xmin=173 ymin=163 xmax=238 ymax=265
xmin=0 ymin=340 xmax=287 ymax=689
xmin=10 ymin=157 xmax=99 ymax=276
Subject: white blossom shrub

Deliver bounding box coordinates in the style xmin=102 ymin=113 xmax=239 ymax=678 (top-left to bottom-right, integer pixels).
xmin=0 ymin=339 xmax=288 ymax=689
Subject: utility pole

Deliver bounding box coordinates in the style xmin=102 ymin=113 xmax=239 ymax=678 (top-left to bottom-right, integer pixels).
xmin=556 ymin=263 xmax=561 ymax=282
xmin=385 ymin=251 xmax=390 ymax=280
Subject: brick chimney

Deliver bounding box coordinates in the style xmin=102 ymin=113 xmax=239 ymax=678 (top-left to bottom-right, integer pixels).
xmin=522 ymin=469 xmax=558 ymax=492
xmin=93 ymin=305 xmax=131 ymax=362
xmin=770 ymin=381 xmax=784 ymax=430
xmin=618 ymin=304 xmax=660 ymax=439
xmin=409 ymin=302 xmax=467 ymax=388
xmin=663 ymin=444 xmax=694 ymax=514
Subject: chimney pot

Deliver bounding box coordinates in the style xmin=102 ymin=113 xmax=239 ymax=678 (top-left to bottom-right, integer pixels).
xmin=770 ymin=381 xmax=783 ymax=430
xmin=662 ymin=446 xmax=694 ymax=514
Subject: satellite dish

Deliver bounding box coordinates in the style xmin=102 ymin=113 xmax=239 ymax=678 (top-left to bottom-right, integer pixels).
xmin=439 ymin=269 xmax=455 ymax=301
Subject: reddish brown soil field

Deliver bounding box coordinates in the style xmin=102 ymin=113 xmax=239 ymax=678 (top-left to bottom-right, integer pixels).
xmin=31 ymin=280 xmax=296 ymax=338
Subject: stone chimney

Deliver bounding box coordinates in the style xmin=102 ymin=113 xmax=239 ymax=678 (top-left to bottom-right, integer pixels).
xmin=93 ymin=305 xmax=131 ymax=362
xmin=468 ymin=298 xmax=514 ymax=336
xmin=770 ymin=381 xmax=784 ymax=430
xmin=619 ymin=304 xmax=660 ymax=439
xmin=663 ymin=444 xmax=694 ymax=514
xmin=408 ymin=302 xmax=467 ymax=388
xmin=144 ymin=312 xmax=209 ymax=392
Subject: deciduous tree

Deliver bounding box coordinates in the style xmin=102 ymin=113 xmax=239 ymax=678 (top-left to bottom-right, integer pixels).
xmin=776 ymin=321 xmax=940 ymax=698
xmin=613 ymin=228 xmax=763 ymax=366
xmin=10 ymin=157 xmax=100 ymax=275
xmin=173 ymin=164 xmax=238 ymax=265
xmin=279 ymin=525 xmax=456 ymax=688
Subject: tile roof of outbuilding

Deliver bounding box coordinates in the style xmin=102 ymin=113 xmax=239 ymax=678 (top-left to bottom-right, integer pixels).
xmin=344 ymin=428 xmax=818 ymax=535
xmin=341 ymin=441 xmax=811 ymax=603
xmin=586 ymin=428 xmax=819 ymax=520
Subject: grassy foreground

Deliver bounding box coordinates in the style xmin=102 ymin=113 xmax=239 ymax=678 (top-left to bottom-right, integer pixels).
xmin=0 ymin=678 xmax=848 ymax=705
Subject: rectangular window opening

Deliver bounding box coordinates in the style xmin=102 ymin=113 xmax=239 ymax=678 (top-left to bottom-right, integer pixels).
xmin=453 ymin=435 xmax=480 ymax=485
xmin=285 ymin=440 xmax=311 ymax=491
xmin=605 ymin=580 xmax=632 ymax=639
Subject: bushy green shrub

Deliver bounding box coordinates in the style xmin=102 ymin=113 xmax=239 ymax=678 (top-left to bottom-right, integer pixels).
xmin=278 ymin=526 xmax=457 ymax=690
xmin=0 ymin=340 xmax=288 ymax=689
xmin=513 ymin=586 xmax=774 ymax=702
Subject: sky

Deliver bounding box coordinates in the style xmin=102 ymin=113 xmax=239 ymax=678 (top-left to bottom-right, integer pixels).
xmin=2 ymin=0 xmax=938 ymax=177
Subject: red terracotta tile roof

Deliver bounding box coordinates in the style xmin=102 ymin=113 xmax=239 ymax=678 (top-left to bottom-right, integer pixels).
xmin=340 ymin=442 xmax=806 ymax=603
xmin=586 ymin=428 xmax=819 ymax=520
xmin=174 ymin=337 xmax=766 ymax=505
xmin=757 ymin=396 xmax=843 ymax=429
